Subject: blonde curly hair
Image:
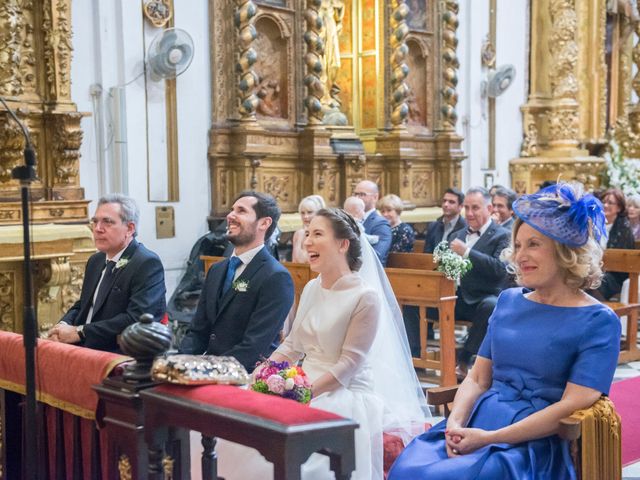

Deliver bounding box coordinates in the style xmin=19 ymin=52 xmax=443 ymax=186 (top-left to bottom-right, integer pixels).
xmin=504 ymin=218 xmax=603 ymax=291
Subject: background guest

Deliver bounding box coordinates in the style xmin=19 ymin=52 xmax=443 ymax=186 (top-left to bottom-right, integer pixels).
xmin=379 ymin=194 xmax=415 ymax=253
xmin=354 ymin=180 xmax=392 ymax=265
xmin=627 ymin=193 xmax=640 ymax=241
xmin=596 ymin=187 xmax=636 ymax=300
xmin=292 ymin=194 xmax=325 ymax=263
xmin=424 ymin=188 xmax=467 ymax=253
xmin=448 ymin=187 xmax=510 ymax=379
xmin=491 ymin=187 xmax=517 ymax=230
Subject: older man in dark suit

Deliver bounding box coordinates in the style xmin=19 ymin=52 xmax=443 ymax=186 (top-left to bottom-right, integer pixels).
xmin=449 ymin=187 xmax=510 ymax=378
xmin=424 ymin=188 xmax=467 ymax=253
xmin=180 ymin=191 xmax=294 ymax=371
xmin=354 ymin=180 xmax=392 ymax=265
xmin=48 ymin=194 xmax=166 ymax=352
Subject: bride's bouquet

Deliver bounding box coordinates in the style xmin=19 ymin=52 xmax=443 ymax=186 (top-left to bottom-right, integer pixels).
xmin=433 ymin=241 xmax=473 ymax=284
xmin=251 ymin=360 xmax=312 ymax=404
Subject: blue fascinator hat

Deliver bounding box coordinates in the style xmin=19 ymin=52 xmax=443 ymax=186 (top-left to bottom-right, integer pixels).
xmin=512 ymin=183 xmax=607 ymax=247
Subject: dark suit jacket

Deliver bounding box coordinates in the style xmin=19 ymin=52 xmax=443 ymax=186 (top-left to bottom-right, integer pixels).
xmin=424 ymin=216 xmax=467 ymax=253
xmin=180 ymin=246 xmax=294 ymax=371
xmin=62 ymin=239 xmax=166 ymax=352
xmin=599 ymin=215 xmax=637 ymax=298
xmin=450 ymin=221 xmax=510 ymax=305
xmin=363 ymin=210 xmax=392 ymax=266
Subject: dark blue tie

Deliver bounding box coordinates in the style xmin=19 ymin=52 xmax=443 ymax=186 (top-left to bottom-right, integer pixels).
xmin=222 ymin=256 xmax=242 ymax=295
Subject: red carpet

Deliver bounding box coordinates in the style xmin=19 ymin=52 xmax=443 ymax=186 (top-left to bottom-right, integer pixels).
xmin=610 ymin=376 xmax=640 ymax=466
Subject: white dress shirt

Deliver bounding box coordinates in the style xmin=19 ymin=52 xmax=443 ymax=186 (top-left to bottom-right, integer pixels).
xmin=230 ymin=243 xmax=266 ymax=281
xmin=463 ymin=219 xmax=493 ymax=258
xmin=86 ymin=244 xmax=128 ymax=324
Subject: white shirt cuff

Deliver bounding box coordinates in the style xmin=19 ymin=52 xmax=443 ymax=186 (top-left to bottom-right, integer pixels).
xmin=463 ymin=247 xmax=471 ymax=259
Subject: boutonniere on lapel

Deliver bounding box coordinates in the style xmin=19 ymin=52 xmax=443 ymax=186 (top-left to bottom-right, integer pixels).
xmin=114 ymin=258 xmax=129 ymax=270
xmin=232 ymin=279 xmax=249 ymax=292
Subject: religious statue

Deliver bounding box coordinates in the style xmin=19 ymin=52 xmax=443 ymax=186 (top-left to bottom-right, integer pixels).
xmin=319 ymin=0 xmax=348 ymax=125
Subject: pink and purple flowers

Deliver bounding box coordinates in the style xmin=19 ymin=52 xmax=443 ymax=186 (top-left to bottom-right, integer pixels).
xmin=251 ymin=360 xmax=312 ymax=404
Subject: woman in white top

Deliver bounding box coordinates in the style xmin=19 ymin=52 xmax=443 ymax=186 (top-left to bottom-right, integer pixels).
xmin=217 ymin=208 xmax=428 ymax=479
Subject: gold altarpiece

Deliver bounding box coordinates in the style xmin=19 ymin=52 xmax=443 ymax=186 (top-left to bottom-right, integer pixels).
xmin=0 ymin=0 xmax=92 ymax=334
xmin=511 ymin=0 xmax=640 ymax=193
xmin=208 ymin=0 xmax=464 ymax=216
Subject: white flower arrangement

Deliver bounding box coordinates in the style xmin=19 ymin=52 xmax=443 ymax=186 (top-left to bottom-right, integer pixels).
xmin=115 ymin=258 xmax=129 ymax=270
xmin=232 ymin=279 xmax=249 ymax=292
xmin=433 ymin=241 xmax=473 ymax=284
xmin=603 ymin=140 xmax=640 ymax=196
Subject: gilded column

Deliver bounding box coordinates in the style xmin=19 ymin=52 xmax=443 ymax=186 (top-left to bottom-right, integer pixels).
xmin=42 ymin=0 xmax=74 ymax=104
xmin=439 ymin=0 xmax=459 ymax=131
xmin=303 ymin=0 xmax=326 ymax=125
xmin=389 ymin=0 xmax=410 ymax=129
xmin=234 ymin=0 xmax=259 ymax=121
xmin=547 ymin=0 xmax=580 ymax=151
xmin=510 ymin=0 xmax=606 ymax=194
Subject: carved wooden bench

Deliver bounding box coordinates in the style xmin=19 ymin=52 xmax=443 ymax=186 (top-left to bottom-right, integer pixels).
xmin=142 ymin=384 xmax=357 ymax=480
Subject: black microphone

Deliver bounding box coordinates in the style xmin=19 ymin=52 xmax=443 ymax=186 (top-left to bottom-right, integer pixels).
xmin=0 ymin=96 xmax=37 ymax=179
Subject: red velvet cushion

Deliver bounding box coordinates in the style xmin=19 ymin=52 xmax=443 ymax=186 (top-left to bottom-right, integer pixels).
xmin=153 ymin=383 xmax=343 ymax=426
xmin=383 ymin=423 xmax=432 ymax=479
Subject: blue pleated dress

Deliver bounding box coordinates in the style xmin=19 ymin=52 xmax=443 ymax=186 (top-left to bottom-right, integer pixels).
xmin=388 ymin=287 xmax=620 ymax=480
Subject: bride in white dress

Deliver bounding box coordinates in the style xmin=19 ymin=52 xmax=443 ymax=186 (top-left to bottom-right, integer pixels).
xmin=217 ymin=208 xmax=428 ymax=479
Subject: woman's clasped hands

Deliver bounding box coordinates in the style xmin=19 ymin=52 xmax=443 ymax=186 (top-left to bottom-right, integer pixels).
xmin=445 ymin=427 xmax=493 ymax=457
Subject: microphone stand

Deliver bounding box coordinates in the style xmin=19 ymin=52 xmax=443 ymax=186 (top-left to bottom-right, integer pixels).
xmin=0 ymin=96 xmax=39 ymax=480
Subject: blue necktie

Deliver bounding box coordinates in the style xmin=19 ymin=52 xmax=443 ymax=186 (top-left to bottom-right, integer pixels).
xmin=222 ymin=256 xmax=242 ymax=295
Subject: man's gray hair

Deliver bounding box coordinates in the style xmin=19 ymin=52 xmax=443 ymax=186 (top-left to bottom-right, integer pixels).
xmin=466 ymin=186 xmax=492 ymax=206
xmin=98 ymin=194 xmax=140 ymax=235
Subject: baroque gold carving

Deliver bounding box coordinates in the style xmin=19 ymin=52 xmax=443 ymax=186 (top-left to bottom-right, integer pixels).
xmin=235 ymin=0 xmax=260 ymax=120
xmin=61 ymin=263 xmax=84 ymax=312
xmin=143 ymin=0 xmax=172 ymax=28
xmin=0 ymin=272 xmax=15 ymax=332
xmin=390 ymin=0 xmax=410 ymax=128
xmin=46 ymin=112 xmax=83 ymax=186
xmin=548 ymin=108 xmax=579 ymax=143
xmin=162 ymin=455 xmax=175 ymax=480
xmin=520 ymin=111 xmax=539 ymax=157
xmin=211 ymin=1 xmax=234 ymax=123
xmin=262 ymin=173 xmax=290 ymax=203
xmin=412 ymin=171 xmax=432 ymax=199
xmin=304 ymin=0 xmax=325 ymax=124
xmin=118 ymin=454 xmax=132 ymax=480
xmin=0 ymin=112 xmax=24 ymax=184
xmin=549 ymin=0 xmax=578 ymax=99
xmin=42 ymin=0 xmax=73 ymax=100
xmin=440 ymin=0 xmax=459 ymax=130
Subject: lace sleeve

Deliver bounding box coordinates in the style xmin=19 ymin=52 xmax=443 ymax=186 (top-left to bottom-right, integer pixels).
xmin=329 ymin=289 xmax=380 ymax=386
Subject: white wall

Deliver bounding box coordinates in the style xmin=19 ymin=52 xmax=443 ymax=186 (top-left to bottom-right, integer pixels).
xmin=457 ymin=0 xmax=528 ymax=190
xmin=71 ymin=1 xmax=212 ymax=296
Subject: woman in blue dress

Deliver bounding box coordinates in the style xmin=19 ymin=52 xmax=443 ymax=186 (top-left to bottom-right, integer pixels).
xmin=389 ymin=183 xmax=621 ymax=480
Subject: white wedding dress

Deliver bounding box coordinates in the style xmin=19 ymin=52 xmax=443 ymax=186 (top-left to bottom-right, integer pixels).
xmin=217 ymin=273 xmax=384 ymax=479
xmin=216 ymin=235 xmax=429 ymax=480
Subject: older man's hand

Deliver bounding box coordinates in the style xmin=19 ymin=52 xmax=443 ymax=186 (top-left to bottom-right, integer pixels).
xmin=47 ymin=323 xmax=80 ymax=344
xmin=450 ymin=238 xmax=468 ymax=256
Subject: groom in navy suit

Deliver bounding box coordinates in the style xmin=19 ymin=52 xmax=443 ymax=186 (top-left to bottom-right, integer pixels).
xmin=48 ymin=194 xmax=166 ymax=352
xmin=180 ymin=191 xmax=294 ymax=371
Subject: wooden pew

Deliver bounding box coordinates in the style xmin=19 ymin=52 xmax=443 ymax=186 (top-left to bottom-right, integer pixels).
xmin=385 ymin=268 xmax=457 ymax=386
xmin=387 ymin=252 xmax=436 ymax=270
xmin=602 ymin=249 xmax=640 ymax=363
xmin=413 ymin=239 xmax=426 ymax=253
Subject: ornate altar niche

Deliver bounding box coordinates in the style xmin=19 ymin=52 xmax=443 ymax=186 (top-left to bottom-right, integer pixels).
xmin=0 ymin=0 xmax=92 ymax=333
xmin=208 ymin=0 xmax=464 ymax=218
xmin=510 ymin=0 xmax=627 ymax=194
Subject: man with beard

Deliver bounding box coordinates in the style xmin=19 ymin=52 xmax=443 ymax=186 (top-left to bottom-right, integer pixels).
xmin=180 ymin=192 xmax=294 ymax=371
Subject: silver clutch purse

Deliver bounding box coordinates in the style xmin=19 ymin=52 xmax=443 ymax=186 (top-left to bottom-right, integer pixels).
xmin=151 ymin=354 xmax=250 ymax=385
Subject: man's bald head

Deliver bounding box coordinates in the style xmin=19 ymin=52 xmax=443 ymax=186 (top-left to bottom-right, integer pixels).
xmin=353 ymin=180 xmax=379 ymax=211
xmin=344 ymin=196 xmax=366 ymax=221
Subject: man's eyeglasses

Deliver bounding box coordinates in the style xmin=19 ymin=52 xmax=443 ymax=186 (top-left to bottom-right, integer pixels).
xmin=90 ymin=217 xmax=120 ymax=229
